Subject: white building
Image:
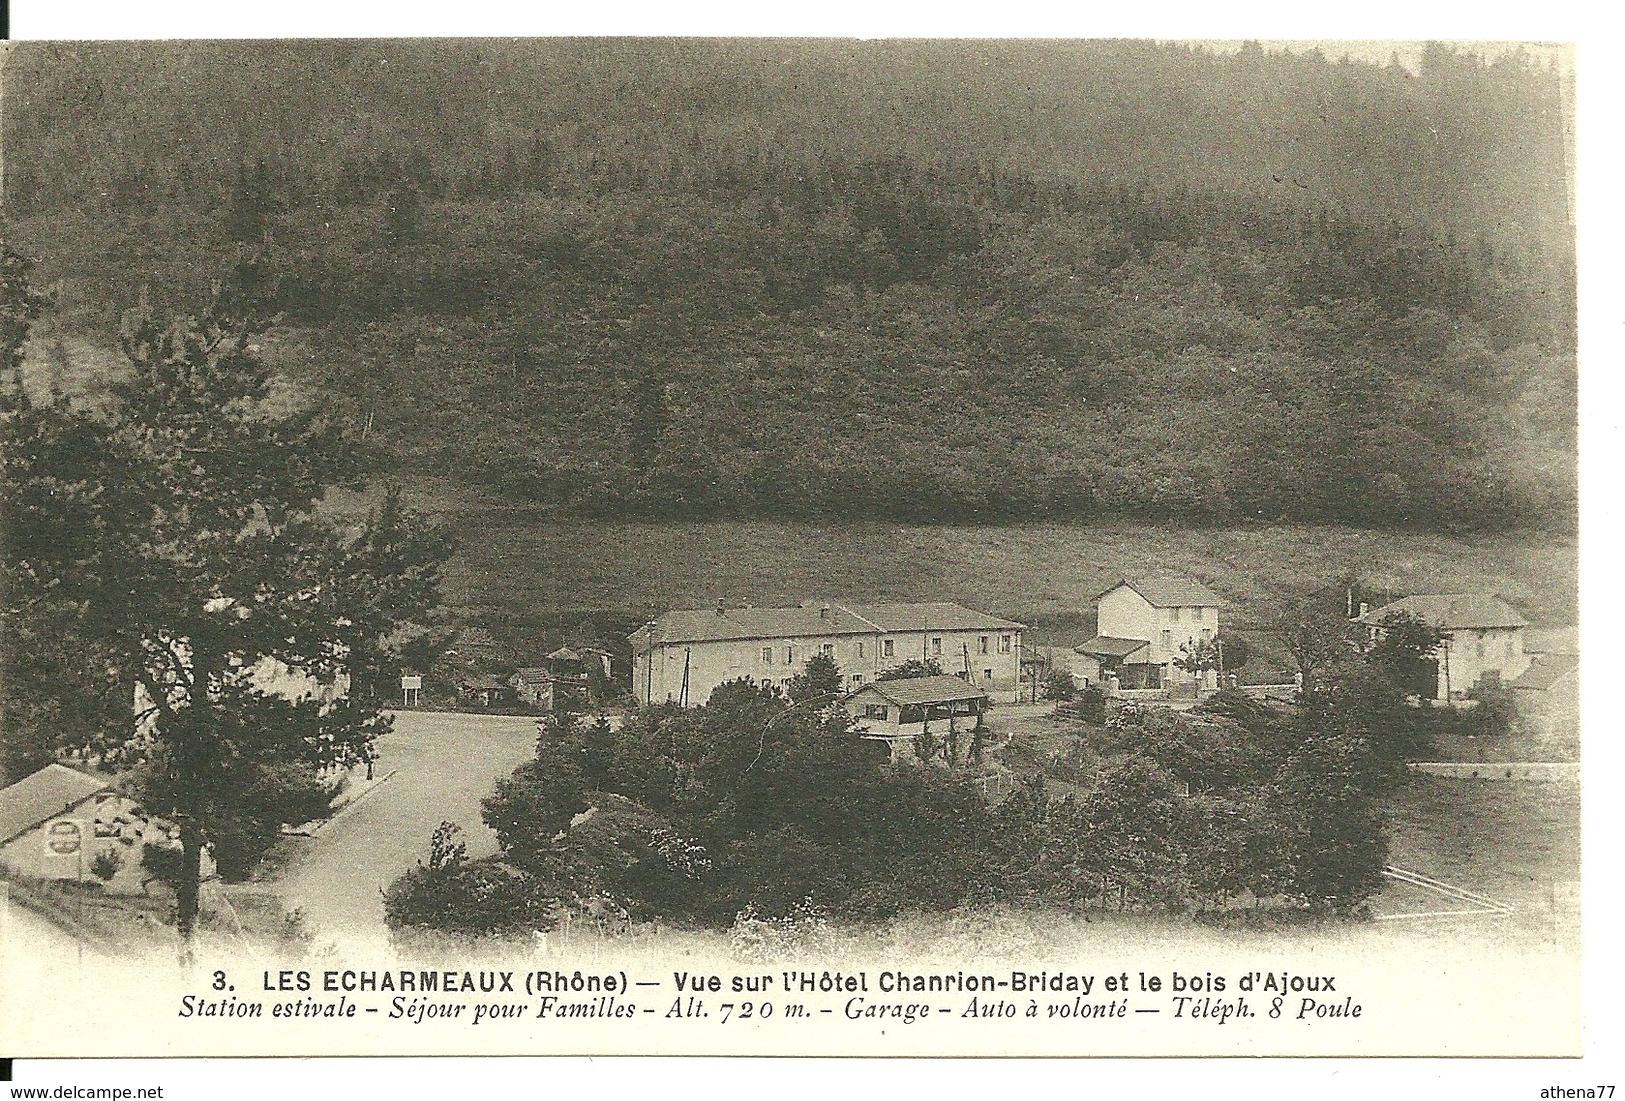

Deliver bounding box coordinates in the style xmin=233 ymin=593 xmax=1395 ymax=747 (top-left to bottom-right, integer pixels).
xmin=1073 ymin=577 xmax=1223 ymax=689
xmin=1358 ymin=594 xmax=1531 ymax=701
xmin=630 ymin=600 xmax=1025 ymax=707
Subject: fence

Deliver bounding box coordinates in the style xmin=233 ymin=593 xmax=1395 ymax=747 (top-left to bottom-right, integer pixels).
xmin=1237 ymin=683 xmax=1299 ymax=701
xmin=973 ymin=771 xmax=1015 ymax=803
xmin=1408 ymin=761 xmax=1579 ymax=782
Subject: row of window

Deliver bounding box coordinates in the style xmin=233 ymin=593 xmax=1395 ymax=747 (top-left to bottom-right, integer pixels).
xmin=758 ymin=634 xmax=1014 ymax=666
xmin=1167 ymin=606 xmax=1214 ymax=624
xmin=1159 ymin=627 xmax=1214 ymax=648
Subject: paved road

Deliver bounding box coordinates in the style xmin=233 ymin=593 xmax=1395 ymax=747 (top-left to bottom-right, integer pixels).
xmin=268 ymin=710 xmax=540 ymax=945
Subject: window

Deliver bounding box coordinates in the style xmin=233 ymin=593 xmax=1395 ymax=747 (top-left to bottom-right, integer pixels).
xmin=1161 ymin=630 xmax=1172 ymax=648
xmin=1201 ymin=628 xmax=1211 ymax=641
xmin=851 ymin=674 xmax=865 ymax=685
xmin=761 ymin=647 xmax=773 ymax=665
xmin=785 ymin=646 xmax=795 ymax=665
xmin=931 ymin=637 xmax=943 ymax=656
xmin=857 ymin=641 xmax=866 ymax=658
xmin=1171 ymin=607 xmax=1182 ymax=623
xmin=999 ymin=634 xmax=1012 ymax=654
xmin=978 ymin=635 xmax=989 ymax=654
xmin=821 ymin=643 xmax=834 ymax=657
xmin=882 ymin=639 xmax=894 ymax=658
xmin=984 ymin=668 xmax=993 ymax=680
xmin=864 ymin=704 xmax=889 ymax=720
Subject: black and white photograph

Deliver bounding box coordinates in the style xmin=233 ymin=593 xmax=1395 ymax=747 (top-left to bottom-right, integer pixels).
xmin=0 ymin=8 xmax=1608 ymax=1090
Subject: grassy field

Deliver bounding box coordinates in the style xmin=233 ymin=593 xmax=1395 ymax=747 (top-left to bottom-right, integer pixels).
xmin=1379 ymin=775 xmax=1580 ymax=948
xmin=392 ymin=482 xmax=1577 ymax=663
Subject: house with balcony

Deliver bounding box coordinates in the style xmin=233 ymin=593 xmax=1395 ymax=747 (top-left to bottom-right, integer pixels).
xmin=844 ymin=674 xmax=989 ymax=764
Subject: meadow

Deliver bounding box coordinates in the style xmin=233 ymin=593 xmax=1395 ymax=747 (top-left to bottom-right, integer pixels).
xmin=406 ymin=483 xmax=1578 ymax=662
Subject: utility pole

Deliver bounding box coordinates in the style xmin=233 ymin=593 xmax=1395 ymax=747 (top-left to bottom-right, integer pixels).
xmin=0 ymin=43 xmax=9 ymax=211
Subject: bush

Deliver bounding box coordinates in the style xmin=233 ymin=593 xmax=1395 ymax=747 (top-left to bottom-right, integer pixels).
xmin=90 ymin=847 xmax=123 ymax=882
xmin=1042 ymin=668 xmax=1077 ymax=702
xmin=1462 ymin=685 xmax=1518 ymax=738
xmin=383 ymin=822 xmax=573 ymax=936
xmin=1072 ymin=685 xmax=1107 ymax=724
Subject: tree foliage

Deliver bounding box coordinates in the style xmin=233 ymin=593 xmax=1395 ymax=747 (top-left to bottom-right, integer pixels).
xmin=5 ymin=41 xmax=1575 ymax=533
xmin=785 ymin=651 xmax=842 ymax=705
xmin=1 ymin=253 xmax=452 ymax=935
xmin=389 ymin=626 xmax=1428 ymax=934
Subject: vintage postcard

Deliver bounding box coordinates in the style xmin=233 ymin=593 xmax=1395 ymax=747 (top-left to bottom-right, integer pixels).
xmin=0 ymin=30 xmax=1596 ymax=1076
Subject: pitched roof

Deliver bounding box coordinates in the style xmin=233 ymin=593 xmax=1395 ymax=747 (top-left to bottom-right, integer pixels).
xmin=844 ymin=602 xmax=1024 ymax=632
xmin=1358 ymin=595 xmax=1529 ymax=631
xmin=1525 ymin=627 xmax=1579 ymax=655
xmin=0 ymin=764 xmax=113 ymax=845
xmin=1509 ymin=653 xmax=1579 ymax=692
xmin=851 ymin=674 xmax=989 ymax=706
xmin=547 ymin=646 xmax=584 ymax=661
xmin=1103 ymin=577 xmax=1222 ymax=608
xmin=1074 ymin=636 xmax=1152 ymax=659
xmin=632 ymin=602 xmax=1024 ymax=645
xmin=510 ymin=667 xmax=550 ymax=684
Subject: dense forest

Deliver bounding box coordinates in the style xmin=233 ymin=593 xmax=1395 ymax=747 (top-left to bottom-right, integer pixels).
xmin=4 ymin=39 xmax=1576 ymax=530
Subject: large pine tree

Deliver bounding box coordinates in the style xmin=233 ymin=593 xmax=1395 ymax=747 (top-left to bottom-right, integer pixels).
xmin=1 ymin=249 xmax=450 ymax=946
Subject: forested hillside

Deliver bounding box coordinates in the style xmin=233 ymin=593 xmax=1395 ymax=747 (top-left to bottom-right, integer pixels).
xmin=4 ymin=39 xmax=1576 ymax=530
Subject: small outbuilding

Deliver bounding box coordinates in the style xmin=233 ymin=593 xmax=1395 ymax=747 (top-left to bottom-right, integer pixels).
xmin=458 ymin=673 xmax=514 ymax=708
xmin=1508 ymin=652 xmax=1579 ymax=741
xmin=0 ymin=764 xmax=117 ymax=881
xmin=844 ymin=674 xmax=989 ymax=764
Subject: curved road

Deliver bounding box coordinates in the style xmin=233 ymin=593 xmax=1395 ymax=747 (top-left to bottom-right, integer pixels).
xmin=268 ymin=710 xmax=540 ymax=945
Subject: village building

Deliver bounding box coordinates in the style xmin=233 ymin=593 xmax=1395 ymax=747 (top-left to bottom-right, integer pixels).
xmin=508 ymin=667 xmax=553 ymax=707
xmin=1508 ymin=652 xmax=1580 ymax=741
xmin=509 ymin=646 xmax=614 ymax=710
xmin=1357 ymin=594 xmax=1532 ymax=701
xmin=457 ymin=673 xmax=513 ymax=708
xmin=0 ymin=763 xmax=168 ymax=889
xmin=844 ymin=674 xmax=989 ymax=764
xmin=629 ymin=601 xmax=1025 ymax=707
xmin=1073 ymin=577 xmax=1224 ymax=690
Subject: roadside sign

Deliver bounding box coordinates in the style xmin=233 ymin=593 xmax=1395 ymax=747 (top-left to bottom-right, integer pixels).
xmin=44 ymin=818 xmax=82 ymax=855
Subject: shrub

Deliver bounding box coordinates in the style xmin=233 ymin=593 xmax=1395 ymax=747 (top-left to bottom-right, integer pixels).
xmin=1072 ymin=685 xmax=1107 ymax=724
xmin=383 ymin=822 xmax=573 ymax=936
xmin=90 ymin=847 xmax=123 ymax=882
xmin=1042 ymin=668 xmax=1078 ymax=702
xmin=1462 ymin=685 xmax=1518 ymax=738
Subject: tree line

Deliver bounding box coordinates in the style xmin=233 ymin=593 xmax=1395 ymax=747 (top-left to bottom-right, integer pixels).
xmin=6 ymin=39 xmax=1575 ymax=533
